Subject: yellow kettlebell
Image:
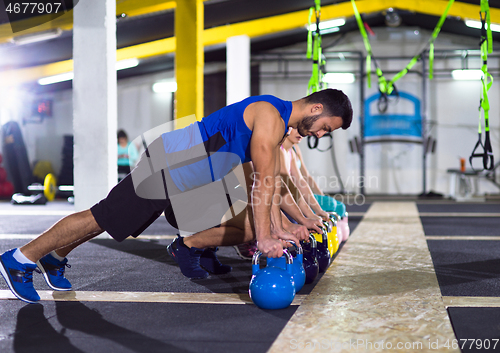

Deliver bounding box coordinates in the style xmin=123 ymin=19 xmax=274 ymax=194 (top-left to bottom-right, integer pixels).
xmin=323 ymin=216 xmax=340 ymax=257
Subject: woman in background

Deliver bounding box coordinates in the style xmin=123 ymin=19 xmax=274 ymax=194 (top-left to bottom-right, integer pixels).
xmin=117 ymin=130 xmax=138 ymax=182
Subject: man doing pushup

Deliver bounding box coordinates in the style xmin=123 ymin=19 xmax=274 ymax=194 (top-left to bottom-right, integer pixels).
xmin=0 ymin=89 xmax=352 ymax=303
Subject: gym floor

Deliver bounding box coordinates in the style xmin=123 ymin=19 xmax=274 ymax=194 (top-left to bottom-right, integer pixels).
xmin=0 ymin=199 xmax=499 ymax=353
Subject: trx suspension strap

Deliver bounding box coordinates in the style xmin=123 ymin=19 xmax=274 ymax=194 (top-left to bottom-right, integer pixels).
xmin=351 ymin=0 xmax=455 ymax=112
xmin=307 ymin=0 xmax=324 ymax=94
xmin=351 ymin=0 xmax=373 ymax=89
xmin=470 ymin=0 xmax=494 ymax=171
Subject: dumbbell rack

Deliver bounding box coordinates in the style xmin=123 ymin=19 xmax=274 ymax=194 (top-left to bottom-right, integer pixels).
xmin=0 ymin=154 xmax=14 ymax=199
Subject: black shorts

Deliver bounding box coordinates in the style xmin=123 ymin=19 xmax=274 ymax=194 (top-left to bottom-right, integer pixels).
xmin=91 ymin=136 xmax=247 ymax=241
xmin=91 ymin=138 xmax=180 ymax=242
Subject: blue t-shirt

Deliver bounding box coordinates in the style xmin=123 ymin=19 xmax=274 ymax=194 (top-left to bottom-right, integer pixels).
xmin=161 ymin=95 xmax=292 ymax=191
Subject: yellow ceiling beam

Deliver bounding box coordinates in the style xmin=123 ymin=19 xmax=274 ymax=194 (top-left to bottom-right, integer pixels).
xmin=1 ymin=0 xmax=498 ymax=87
xmin=0 ymin=0 xmax=177 ymax=45
xmin=115 ymin=0 xmax=176 ymax=18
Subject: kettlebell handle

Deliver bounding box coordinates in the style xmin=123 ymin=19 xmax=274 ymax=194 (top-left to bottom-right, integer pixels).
xmin=252 ymin=249 xmax=293 ymax=275
xmin=308 ymin=234 xmax=317 ymax=249
xmin=322 ymin=227 xmax=328 ymax=242
xmin=329 ymin=212 xmax=340 ymax=226
xmin=323 ymin=220 xmax=332 ymax=233
xmin=285 ymin=240 xmax=303 ymax=255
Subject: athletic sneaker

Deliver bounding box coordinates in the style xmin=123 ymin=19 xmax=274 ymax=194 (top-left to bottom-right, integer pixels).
xmin=233 ymin=240 xmax=258 ymax=260
xmin=200 ymin=248 xmax=232 ymax=275
xmin=0 ymin=249 xmax=40 ymax=303
xmin=166 ymin=237 xmax=209 ymax=279
xmin=36 ymin=253 xmax=72 ymax=291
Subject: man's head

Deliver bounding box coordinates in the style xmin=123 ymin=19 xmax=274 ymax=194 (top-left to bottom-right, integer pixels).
xmin=296 ymin=89 xmax=353 ymax=138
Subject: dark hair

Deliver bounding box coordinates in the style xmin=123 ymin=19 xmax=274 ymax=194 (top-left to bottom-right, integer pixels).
xmin=117 ymin=129 xmax=128 ymax=140
xmin=304 ymin=88 xmax=353 ymax=130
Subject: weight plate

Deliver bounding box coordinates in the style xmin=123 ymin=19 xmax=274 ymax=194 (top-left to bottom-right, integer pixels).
xmin=43 ymin=173 xmax=57 ymax=201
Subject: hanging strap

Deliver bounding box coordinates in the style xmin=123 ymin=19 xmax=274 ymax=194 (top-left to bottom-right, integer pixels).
xmin=351 ymin=0 xmax=373 ymax=88
xmin=428 ymin=0 xmax=455 ymax=79
xmin=469 ymin=4 xmax=494 ymax=171
xmin=481 ymin=0 xmax=493 ymax=54
xmin=351 ymin=0 xmax=455 ymax=87
xmin=307 ymin=0 xmax=324 ymax=94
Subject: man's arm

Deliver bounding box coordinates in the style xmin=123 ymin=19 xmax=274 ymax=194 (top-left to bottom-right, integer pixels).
xmin=279 ymin=178 xmax=323 ymax=233
xmin=294 ymin=144 xmax=323 ymax=195
xmin=289 ymin=150 xmax=330 ymax=220
xmin=249 ymin=103 xmax=297 ymax=257
xmin=279 ymin=148 xmax=322 ymax=231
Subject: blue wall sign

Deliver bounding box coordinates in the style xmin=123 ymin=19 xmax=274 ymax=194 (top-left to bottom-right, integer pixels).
xmin=364 ymin=91 xmax=422 ymax=139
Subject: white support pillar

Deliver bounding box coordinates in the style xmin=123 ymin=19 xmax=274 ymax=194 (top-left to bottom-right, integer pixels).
xmin=226 ymin=35 xmax=250 ymax=105
xmin=73 ymin=0 xmax=117 ymax=211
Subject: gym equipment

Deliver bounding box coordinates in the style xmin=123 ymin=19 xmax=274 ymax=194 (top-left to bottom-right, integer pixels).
xmin=351 ymin=0 xmax=455 ymax=112
xmin=27 ymin=173 xmax=73 ymax=202
xmin=11 ymin=193 xmax=47 ymax=205
xmin=325 ymin=215 xmax=340 ymax=257
xmin=267 ymin=242 xmax=306 ymax=293
xmin=306 ymin=0 xmax=324 ymax=94
xmin=334 ymin=215 xmax=344 ymax=241
xmin=469 ymin=0 xmax=495 ymax=171
xmin=2 ymin=121 xmax=33 ymax=194
xmin=0 ymin=167 xmax=6 ymax=183
xmin=312 ymin=228 xmax=330 ymax=273
xmin=339 ymin=212 xmax=350 ymax=242
xmin=1 ymin=182 xmax=14 ymax=198
xmin=0 ymin=153 xmax=14 ymax=199
xmin=249 ymin=249 xmax=296 ymax=310
xmin=59 ymin=135 xmax=74 ymax=187
xmin=302 ymin=234 xmax=319 ymax=284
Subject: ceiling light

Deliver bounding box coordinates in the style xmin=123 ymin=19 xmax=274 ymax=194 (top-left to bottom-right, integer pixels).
xmin=451 ymin=69 xmax=484 ymax=80
xmin=38 ymin=72 xmax=74 ymax=85
xmin=465 ymin=19 xmax=500 ymax=32
xmin=323 ymin=72 xmax=355 ymax=84
xmin=152 ymin=81 xmax=177 ymax=93
xmin=37 ymin=58 xmax=140 ymax=85
xmin=116 ymin=58 xmax=139 ymax=70
xmin=308 ymin=18 xmax=345 ymax=32
xmin=10 ymin=28 xmax=62 ymax=45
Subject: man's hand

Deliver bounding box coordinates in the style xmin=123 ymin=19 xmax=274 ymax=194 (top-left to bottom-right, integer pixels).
xmin=283 ymin=222 xmax=309 ymax=242
xmin=301 ymin=217 xmax=323 ymax=234
xmin=257 ymin=237 xmax=285 ymax=258
xmin=271 ymin=227 xmax=301 ymax=247
xmin=317 ymin=210 xmax=330 ymax=222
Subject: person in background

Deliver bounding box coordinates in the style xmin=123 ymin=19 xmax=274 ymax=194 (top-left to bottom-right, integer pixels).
xmin=117 ymin=130 xmax=138 ymax=181
xmin=284 ymin=128 xmax=350 ymax=241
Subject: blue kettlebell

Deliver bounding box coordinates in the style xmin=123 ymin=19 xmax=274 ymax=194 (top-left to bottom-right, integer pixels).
xmin=249 ymin=249 xmax=296 ymax=310
xmin=302 ymin=234 xmax=319 ymax=284
xmin=267 ymin=241 xmax=306 ymax=293
xmin=313 ymin=227 xmax=331 ymax=273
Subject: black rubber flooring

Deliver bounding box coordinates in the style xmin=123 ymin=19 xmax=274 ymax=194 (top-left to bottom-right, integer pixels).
xmin=447 ymin=308 xmax=500 ymax=353
xmin=418 ymin=203 xmax=500 ymax=213
xmin=345 ymin=203 xmax=371 ymax=213
xmin=421 ymin=217 xmax=500 ymax=236
xmin=423 ymin=202 xmax=500 ymax=353
xmin=426 ymin=240 xmax=500 ymax=297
